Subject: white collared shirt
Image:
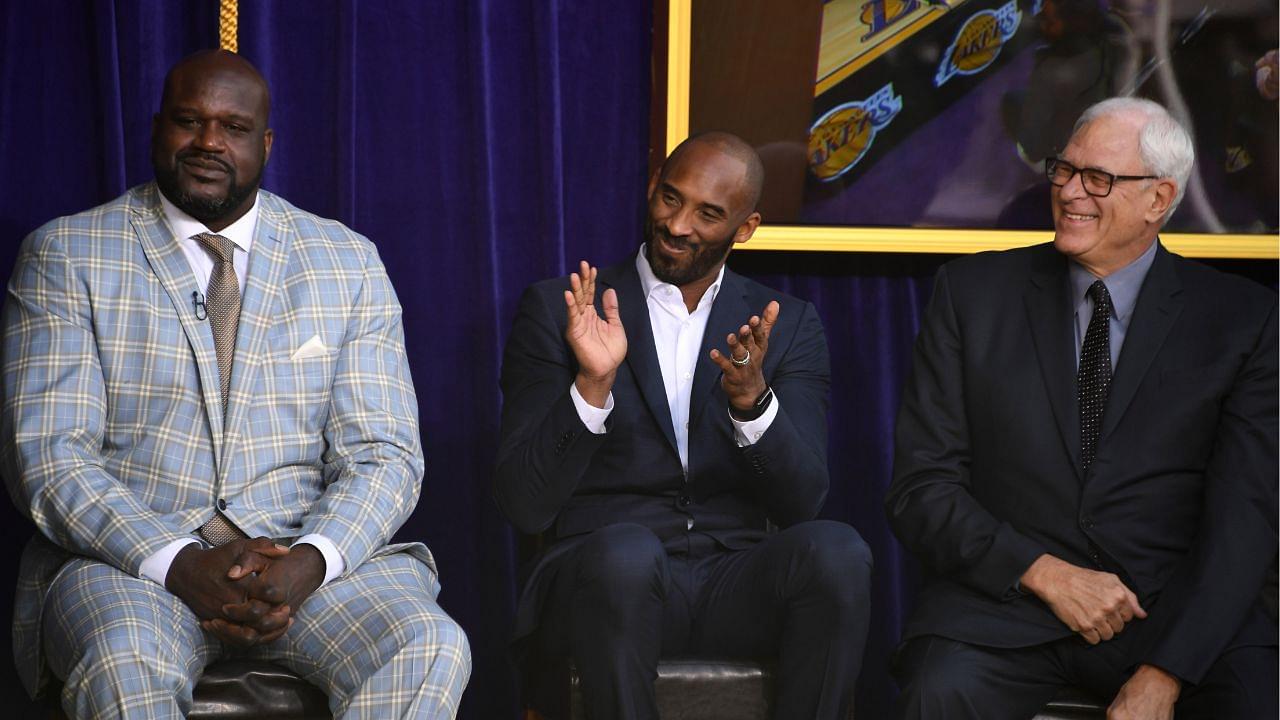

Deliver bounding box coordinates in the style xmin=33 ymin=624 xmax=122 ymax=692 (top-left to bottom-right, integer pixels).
xmin=139 ymin=191 xmax=344 ymax=589
xmin=570 ymin=246 xmax=780 ymax=471
xmin=158 ymin=191 xmax=257 ymax=295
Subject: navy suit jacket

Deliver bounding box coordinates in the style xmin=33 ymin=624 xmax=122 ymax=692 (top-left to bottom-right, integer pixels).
xmin=887 ymin=242 xmax=1277 ymax=684
xmin=495 ymin=253 xmax=830 ymax=640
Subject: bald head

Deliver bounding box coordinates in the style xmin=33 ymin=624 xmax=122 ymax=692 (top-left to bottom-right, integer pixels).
xmin=664 ymin=131 xmax=766 ymax=212
xmin=161 ymin=50 xmax=271 ymax=121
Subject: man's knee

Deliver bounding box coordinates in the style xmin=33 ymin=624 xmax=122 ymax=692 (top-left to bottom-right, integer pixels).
xmin=575 ymin=523 xmax=668 ymax=598
xmin=784 ymin=520 xmax=873 ymax=598
xmin=897 ymin=660 xmax=991 ymax=708
xmin=893 ymin=636 xmax=1044 ymax=719
xmin=400 ymin=606 xmax=472 ymax=676
xmin=46 ymin=559 xmax=198 ymax=687
xmin=1179 ymin=644 xmax=1278 ymax=719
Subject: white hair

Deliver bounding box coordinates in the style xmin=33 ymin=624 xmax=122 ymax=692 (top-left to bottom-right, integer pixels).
xmin=1074 ymin=97 xmax=1195 ymax=221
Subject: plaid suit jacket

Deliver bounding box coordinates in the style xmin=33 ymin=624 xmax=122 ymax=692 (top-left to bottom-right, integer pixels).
xmin=1 ymin=183 xmax=431 ymax=694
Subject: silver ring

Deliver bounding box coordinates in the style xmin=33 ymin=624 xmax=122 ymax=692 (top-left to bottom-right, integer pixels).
xmin=731 ymin=349 xmax=751 ymax=367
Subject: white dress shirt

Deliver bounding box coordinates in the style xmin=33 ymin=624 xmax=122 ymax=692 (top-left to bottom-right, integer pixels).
xmin=570 ymin=247 xmax=780 ymax=471
xmin=139 ymin=193 xmax=344 ymax=589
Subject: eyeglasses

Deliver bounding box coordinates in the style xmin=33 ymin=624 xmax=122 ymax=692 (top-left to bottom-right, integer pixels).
xmin=1045 ymin=158 xmax=1157 ymax=198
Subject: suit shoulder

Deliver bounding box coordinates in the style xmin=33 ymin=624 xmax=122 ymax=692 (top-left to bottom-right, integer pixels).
xmin=941 ymin=243 xmax=1052 ymax=283
xmin=935 ymin=243 xmax=1056 ymax=302
xmin=18 ymin=188 xmax=142 ymax=259
xmin=1169 ymin=253 xmax=1276 ymax=316
xmin=259 ymin=190 xmax=376 ymax=257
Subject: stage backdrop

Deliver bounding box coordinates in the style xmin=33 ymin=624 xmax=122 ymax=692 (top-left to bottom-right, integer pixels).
xmin=12 ymin=2 xmax=1267 ymax=719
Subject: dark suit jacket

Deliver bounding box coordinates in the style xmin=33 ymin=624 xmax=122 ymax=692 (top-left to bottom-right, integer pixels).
xmin=887 ymin=242 xmax=1277 ymax=684
xmin=495 ymin=253 xmax=831 ymax=641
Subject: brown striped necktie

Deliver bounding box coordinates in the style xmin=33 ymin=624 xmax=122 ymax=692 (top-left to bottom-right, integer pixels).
xmin=193 ymin=232 xmax=246 ymax=546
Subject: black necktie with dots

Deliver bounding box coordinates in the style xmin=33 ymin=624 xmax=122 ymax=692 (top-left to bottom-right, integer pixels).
xmin=1077 ymin=280 xmax=1113 ymax=471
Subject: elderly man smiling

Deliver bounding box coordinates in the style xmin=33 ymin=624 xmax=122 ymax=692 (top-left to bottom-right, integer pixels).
xmin=888 ymin=97 xmax=1277 ymax=720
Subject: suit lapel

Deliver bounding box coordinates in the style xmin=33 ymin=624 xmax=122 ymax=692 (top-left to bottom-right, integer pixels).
xmin=1023 ymin=251 xmax=1081 ymax=477
xmin=221 ymin=193 xmax=292 ymax=467
xmin=690 ymin=270 xmax=750 ymax=427
xmin=1101 ymin=244 xmax=1183 ymax=441
xmin=130 ymin=184 xmax=224 ymax=457
xmin=599 ymin=261 xmax=679 ymax=455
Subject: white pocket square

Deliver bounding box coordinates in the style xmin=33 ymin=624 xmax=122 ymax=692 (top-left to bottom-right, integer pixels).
xmin=290 ymin=334 xmax=330 ymax=360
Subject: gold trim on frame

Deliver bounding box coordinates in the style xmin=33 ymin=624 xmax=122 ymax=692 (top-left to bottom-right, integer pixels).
xmin=664 ymin=0 xmax=1279 ymax=258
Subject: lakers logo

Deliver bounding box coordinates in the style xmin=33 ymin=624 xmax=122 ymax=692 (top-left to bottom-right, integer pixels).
xmin=934 ymin=0 xmax=1021 ymax=87
xmin=859 ymin=0 xmax=921 ymax=41
xmin=808 ymin=84 xmax=903 ymax=181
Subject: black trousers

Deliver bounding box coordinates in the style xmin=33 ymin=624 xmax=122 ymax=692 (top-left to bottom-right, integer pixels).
xmin=893 ymin=633 xmax=1279 ymax=720
xmin=535 ymin=520 xmax=872 ymax=720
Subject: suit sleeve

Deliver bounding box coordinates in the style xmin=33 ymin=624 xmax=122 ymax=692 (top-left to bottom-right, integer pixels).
xmin=1 ymin=229 xmax=191 ymax=575
xmin=493 ymin=285 xmax=610 ymax=534
xmin=1135 ymin=299 xmax=1278 ymax=683
xmin=300 ymin=243 xmax=425 ymax=572
xmin=886 ymin=265 xmax=1047 ymax=599
xmin=737 ymin=300 xmax=831 ymax=528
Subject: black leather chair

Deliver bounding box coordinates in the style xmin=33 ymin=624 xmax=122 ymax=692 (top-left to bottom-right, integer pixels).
xmin=46 ymin=659 xmax=329 ymax=720
xmin=532 ymin=658 xmax=855 ymax=720
xmin=565 ymin=663 xmax=1107 ymax=720
xmin=1034 ymin=687 xmax=1109 ymax=719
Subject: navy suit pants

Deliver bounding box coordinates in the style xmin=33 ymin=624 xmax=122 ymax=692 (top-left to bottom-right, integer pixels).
xmin=893 ymin=633 xmax=1278 ymax=720
xmin=535 ymin=520 xmax=872 ymax=720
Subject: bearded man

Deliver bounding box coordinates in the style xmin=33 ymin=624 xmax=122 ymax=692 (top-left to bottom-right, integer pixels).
xmin=2 ymin=50 xmax=469 ymax=718
xmin=495 ymin=131 xmax=871 ymax=720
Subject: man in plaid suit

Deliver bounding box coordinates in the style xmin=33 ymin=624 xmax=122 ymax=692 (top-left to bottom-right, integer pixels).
xmin=1 ymin=50 xmax=470 ymax=717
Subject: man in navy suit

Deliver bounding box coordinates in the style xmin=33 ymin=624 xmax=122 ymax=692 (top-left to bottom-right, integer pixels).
xmin=888 ymin=98 xmax=1277 ymax=719
xmin=495 ymin=132 xmax=871 ymax=720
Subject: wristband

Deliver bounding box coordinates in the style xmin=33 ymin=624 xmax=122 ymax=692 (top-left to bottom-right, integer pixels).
xmin=729 ymin=386 xmax=774 ymax=422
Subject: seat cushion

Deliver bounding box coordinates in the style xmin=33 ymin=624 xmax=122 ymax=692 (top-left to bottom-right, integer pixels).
xmin=189 ymin=659 xmax=329 ymax=720
xmin=569 ymin=658 xmax=774 ymax=720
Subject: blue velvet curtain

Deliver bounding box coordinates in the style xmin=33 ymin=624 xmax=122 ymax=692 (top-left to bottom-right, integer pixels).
xmin=1 ymin=2 xmax=950 ymax=717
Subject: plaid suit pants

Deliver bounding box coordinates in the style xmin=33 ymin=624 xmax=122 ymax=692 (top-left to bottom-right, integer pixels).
xmin=43 ymin=552 xmax=470 ymax=719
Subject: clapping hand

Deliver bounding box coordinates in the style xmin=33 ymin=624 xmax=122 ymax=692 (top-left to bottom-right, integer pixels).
xmin=710 ymin=300 xmax=779 ymax=413
xmin=564 ymin=260 xmax=626 ymax=407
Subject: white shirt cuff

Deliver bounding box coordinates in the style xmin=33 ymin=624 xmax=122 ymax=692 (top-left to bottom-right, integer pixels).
xmin=731 ymin=394 xmax=781 ymax=447
xmin=569 ymin=382 xmax=614 ymax=434
xmin=139 ymin=538 xmax=201 ymax=586
xmin=294 ymin=533 xmax=345 ymax=588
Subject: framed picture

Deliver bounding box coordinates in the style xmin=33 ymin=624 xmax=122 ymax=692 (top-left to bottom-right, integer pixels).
xmin=659 ymin=0 xmax=1279 ymax=257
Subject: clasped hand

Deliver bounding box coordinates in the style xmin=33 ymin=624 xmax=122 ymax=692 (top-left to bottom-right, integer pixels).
xmin=167 ymin=537 xmax=325 ymax=647
xmin=1021 ymin=554 xmax=1146 ymax=645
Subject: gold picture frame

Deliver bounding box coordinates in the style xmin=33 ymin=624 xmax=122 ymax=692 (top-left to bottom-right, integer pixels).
xmin=663 ymin=0 xmax=1279 ymax=258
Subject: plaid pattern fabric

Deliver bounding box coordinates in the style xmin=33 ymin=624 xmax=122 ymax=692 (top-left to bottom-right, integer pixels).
xmin=1 ymin=184 xmax=459 ymax=708
xmin=43 ymin=551 xmax=469 ymax=719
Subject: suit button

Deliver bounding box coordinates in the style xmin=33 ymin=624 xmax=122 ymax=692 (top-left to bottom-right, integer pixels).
xmin=217 ymin=498 xmax=227 ymax=511
xmin=1080 ymin=517 xmax=1094 ymax=530
xmin=678 ymin=495 xmax=692 ymax=507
